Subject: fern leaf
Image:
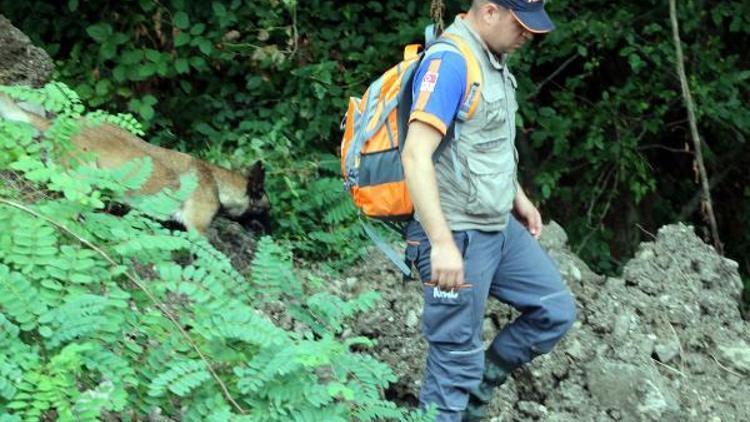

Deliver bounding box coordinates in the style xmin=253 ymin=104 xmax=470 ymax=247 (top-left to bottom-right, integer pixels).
xmin=38 ymin=294 xmax=123 ymax=348
xmin=249 ymin=236 xmax=302 ymax=300
xmin=147 ymin=359 xmax=211 ymax=397
xmin=0 ymin=265 xmax=46 ymax=330
xmin=2 ymin=210 xmax=59 ymax=278
xmin=205 ymin=305 xmax=289 ymax=347
xmin=183 ymin=392 xmax=234 ymax=422
xmin=72 ymin=380 xmax=116 ymax=421
xmin=128 ymin=169 xmax=198 ymax=219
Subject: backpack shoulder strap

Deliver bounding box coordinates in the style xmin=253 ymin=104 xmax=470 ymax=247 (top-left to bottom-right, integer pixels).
xmin=422 ymin=34 xmax=481 ymax=181
xmin=437 ymin=33 xmax=482 ymax=121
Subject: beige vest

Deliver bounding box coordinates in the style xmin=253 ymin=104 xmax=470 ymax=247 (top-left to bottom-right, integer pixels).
xmin=428 ymin=16 xmax=519 ymax=231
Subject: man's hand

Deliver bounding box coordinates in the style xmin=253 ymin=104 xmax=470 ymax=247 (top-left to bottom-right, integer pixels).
xmin=513 ymin=187 xmax=543 ymax=238
xmin=402 ymin=121 xmax=467 ymax=291
xmin=430 ymin=238 xmax=465 ymax=291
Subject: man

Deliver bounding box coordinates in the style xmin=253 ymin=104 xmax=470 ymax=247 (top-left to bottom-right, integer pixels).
xmin=401 ymin=1 xmax=576 ymax=420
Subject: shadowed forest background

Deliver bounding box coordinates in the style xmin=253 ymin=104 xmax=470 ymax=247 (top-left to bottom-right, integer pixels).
xmin=3 ymin=0 xmax=747 ymax=298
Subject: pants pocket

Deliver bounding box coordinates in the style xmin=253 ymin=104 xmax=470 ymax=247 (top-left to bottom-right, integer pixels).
xmin=422 ymin=285 xmax=475 ymax=344
xmin=405 ymin=241 xmax=421 ymax=281
xmin=405 ymin=220 xmax=431 ymax=282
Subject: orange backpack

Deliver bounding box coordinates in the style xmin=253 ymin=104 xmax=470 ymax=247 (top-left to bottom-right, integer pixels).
xmin=340 ymin=33 xmax=482 ymax=221
xmin=339 ymin=32 xmax=482 ymax=276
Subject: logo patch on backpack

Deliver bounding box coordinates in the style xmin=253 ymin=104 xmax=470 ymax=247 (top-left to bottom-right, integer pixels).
xmin=420 ymin=71 xmax=439 ymax=92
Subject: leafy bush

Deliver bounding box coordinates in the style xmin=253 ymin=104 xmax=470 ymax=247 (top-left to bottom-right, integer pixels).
xmin=0 ymin=84 xmax=433 ymax=421
xmin=2 ymin=0 xmax=748 ymax=298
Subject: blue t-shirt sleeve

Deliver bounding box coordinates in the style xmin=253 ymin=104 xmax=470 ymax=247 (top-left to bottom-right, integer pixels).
xmin=409 ymin=51 xmax=467 ymax=135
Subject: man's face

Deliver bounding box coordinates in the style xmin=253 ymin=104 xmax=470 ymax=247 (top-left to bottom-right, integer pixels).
xmin=483 ymin=4 xmax=533 ymax=54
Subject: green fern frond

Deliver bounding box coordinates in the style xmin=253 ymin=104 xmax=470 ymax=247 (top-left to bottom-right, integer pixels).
xmin=127 ymin=169 xmax=198 ymax=220
xmin=0 ymin=82 xmax=84 ymax=116
xmin=322 ymin=194 xmax=357 ymax=225
xmin=287 ymin=406 xmax=348 ymax=422
xmin=0 ymin=265 xmax=47 ymax=331
xmin=176 ymin=230 xmax=250 ymax=299
xmin=38 ymin=294 xmax=125 ymax=349
xmin=1 ymin=209 xmax=59 ymax=277
xmin=112 ymin=231 xmax=191 ymax=256
xmin=302 ymin=290 xmax=380 ymax=334
xmin=80 ymin=347 xmax=137 ymax=410
xmin=236 ymin=346 xmax=302 ymax=394
xmin=0 ymin=413 xmax=22 ymax=422
xmin=0 ymin=120 xmax=39 ymax=168
xmin=183 ymin=392 xmax=234 ymax=422
xmin=353 ymin=401 xmax=405 ymax=421
xmin=0 ymin=314 xmax=20 ymax=346
xmin=7 ymin=343 xmax=92 ymax=422
xmin=67 ymin=157 xmax=152 ymax=196
xmin=45 ymin=245 xmax=110 ymax=288
xmin=147 ymin=359 xmax=211 ymax=398
xmin=0 ymin=356 xmax=22 ymax=401
xmin=84 ymin=110 xmax=144 ymax=136
xmin=205 ymin=305 xmax=289 ymax=347
xmin=72 ymin=380 xmax=115 ymax=421
xmin=315 ymin=153 xmax=342 ymax=175
xmin=249 ymin=236 xmax=302 ymax=300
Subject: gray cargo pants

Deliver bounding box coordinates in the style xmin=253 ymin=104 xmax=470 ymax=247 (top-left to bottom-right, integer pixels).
xmin=405 ymin=216 xmax=576 ymax=421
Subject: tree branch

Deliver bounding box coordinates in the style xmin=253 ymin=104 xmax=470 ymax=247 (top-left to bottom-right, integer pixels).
xmin=678 ymin=163 xmax=734 ymax=220
xmin=668 ymin=0 xmax=723 ymax=254
xmin=528 ymin=53 xmax=580 ymax=99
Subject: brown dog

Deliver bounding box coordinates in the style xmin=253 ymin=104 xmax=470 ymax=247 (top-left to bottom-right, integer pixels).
xmin=0 ymin=93 xmax=269 ymax=234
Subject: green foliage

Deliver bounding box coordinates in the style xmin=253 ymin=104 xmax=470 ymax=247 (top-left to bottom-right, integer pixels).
xmin=0 ymin=85 xmax=432 ymax=421
xmin=0 ymin=0 xmax=430 ymax=265
xmin=507 ymin=0 xmax=749 ymax=277
xmin=3 ymin=2 xmax=740 ymax=276
xmin=2 ymin=0 xmax=748 ymax=297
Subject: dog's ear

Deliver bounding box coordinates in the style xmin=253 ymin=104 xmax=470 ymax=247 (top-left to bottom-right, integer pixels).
xmin=245 ymin=160 xmax=265 ymax=199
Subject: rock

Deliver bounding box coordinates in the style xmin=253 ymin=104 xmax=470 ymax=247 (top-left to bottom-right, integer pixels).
xmin=482 ymin=317 xmax=496 ymax=346
xmin=585 ymin=360 xmax=680 ymax=420
xmin=636 ymin=378 xmax=678 ymax=420
xmin=716 ymin=341 xmax=750 ymax=374
xmin=0 ymin=15 xmax=54 ymax=86
xmin=345 ymin=277 xmax=358 ymax=290
xmin=405 ymin=310 xmax=419 ymax=328
xmin=612 ymin=312 xmax=633 ymax=339
xmin=585 ymin=360 xmax=645 ymax=410
xmin=538 ymin=220 xmax=568 ymax=249
xmin=569 ymin=264 xmax=582 ymax=282
xmin=653 ymin=340 xmax=681 ymax=363
xmin=564 ymin=338 xmax=585 ymax=360
xmin=517 ymin=400 xmax=548 ymax=419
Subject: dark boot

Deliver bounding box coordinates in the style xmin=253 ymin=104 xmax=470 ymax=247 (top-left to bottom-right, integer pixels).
xmin=462 ymin=353 xmax=511 ymax=421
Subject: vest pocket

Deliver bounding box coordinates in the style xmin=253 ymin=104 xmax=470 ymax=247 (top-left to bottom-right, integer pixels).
xmin=422 ymin=285 xmax=474 ymax=344
xmin=465 ymin=140 xmax=516 ymax=217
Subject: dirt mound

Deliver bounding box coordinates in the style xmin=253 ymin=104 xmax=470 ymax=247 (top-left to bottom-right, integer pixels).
xmin=325 ymin=222 xmax=749 ymax=421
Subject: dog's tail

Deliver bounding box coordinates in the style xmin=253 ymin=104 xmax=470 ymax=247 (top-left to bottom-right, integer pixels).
xmin=0 ymin=93 xmax=50 ymax=132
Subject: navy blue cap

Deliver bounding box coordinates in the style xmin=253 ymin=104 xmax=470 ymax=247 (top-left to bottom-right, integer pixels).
xmin=490 ymin=0 xmax=555 ymax=33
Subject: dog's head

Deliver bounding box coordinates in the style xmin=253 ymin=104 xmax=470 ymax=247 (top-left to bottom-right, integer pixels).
xmin=236 ymin=160 xmax=272 ymax=234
